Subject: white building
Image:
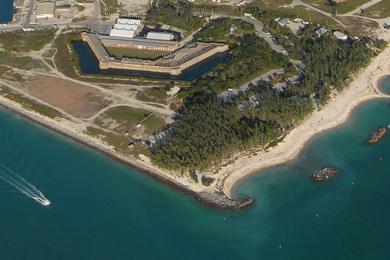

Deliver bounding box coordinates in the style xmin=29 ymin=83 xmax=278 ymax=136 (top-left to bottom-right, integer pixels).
xmin=109 ymin=29 xmax=136 ymax=38
xmin=333 ymin=31 xmax=348 ymax=41
xmin=36 ymin=1 xmax=56 ymax=19
xmin=109 ymin=18 xmax=142 ymax=39
xmin=117 ymin=18 xmax=142 ymax=26
xmin=146 ymin=32 xmax=174 ymax=41
xmin=315 ymin=27 xmax=328 ymax=38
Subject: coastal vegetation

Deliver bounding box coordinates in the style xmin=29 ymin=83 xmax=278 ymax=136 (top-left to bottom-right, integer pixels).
xmin=0 ymin=30 xmax=56 ymax=70
xmin=181 ymin=33 xmax=289 ymax=97
xmin=0 ymin=30 xmax=56 ymax=52
xmin=95 ymin=106 xmax=166 ymax=136
xmin=53 ymin=33 xmax=83 ymax=77
xmin=245 ymin=1 xmax=339 ymax=27
xmin=0 ymin=86 xmax=62 ymax=119
xmin=150 ymin=27 xmax=387 ymax=172
xmin=193 ymin=18 xmax=255 ymax=44
xmin=147 ymin=0 xmax=204 ymax=31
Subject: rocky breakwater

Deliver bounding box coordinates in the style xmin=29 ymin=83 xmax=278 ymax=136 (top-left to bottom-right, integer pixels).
xmin=367 ymin=126 xmax=388 ymax=144
xmin=312 ymin=167 xmax=338 ymax=182
xmin=196 ymin=189 xmax=254 ymax=211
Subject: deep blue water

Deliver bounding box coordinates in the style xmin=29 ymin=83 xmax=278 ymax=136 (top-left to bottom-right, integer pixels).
xmin=0 ymin=75 xmax=389 ymax=259
xmin=0 ymin=0 xmax=13 ymax=23
xmin=72 ymin=41 xmax=230 ymax=81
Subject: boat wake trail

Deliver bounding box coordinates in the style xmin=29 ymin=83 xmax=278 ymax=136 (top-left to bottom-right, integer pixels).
xmin=0 ymin=165 xmax=51 ymax=206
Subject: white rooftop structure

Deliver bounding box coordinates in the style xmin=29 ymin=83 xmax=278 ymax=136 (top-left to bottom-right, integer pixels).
xmin=333 ymin=31 xmax=348 ymax=41
xmin=315 ymin=27 xmax=328 ymax=38
xmin=109 ymin=18 xmax=143 ymax=39
xmin=146 ymin=32 xmax=174 ymax=41
xmin=117 ymin=18 xmax=142 ymax=26
xmin=109 ymin=29 xmax=136 ymax=38
xmin=113 ymin=23 xmax=138 ymax=31
xmin=277 ymin=18 xmax=289 ymax=27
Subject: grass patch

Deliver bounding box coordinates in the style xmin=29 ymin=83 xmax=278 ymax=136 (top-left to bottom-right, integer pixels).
xmin=301 ymin=0 xmax=371 ymax=14
xmin=103 ymin=106 xmax=151 ymax=128
xmin=86 ymin=126 xmax=151 ymax=157
xmin=337 ymin=16 xmax=378 ymax=35
xmin=194 ymin=18 xmax=255 ymax=44
xmin=53 ymin=33 xmax=82 ymax=77
xmin=0 ymin=30 xmax=56 ymax=52
xmin=362 ymin=1 xmax=390 ymax=19
xmin=86 ymin=126 xmax=124 ymax=148
xmin=100 ymin=0 xmax=123 ymax=15
xmin=72 ymin=16 xmax=90 ymax=22
xmin=135 ymin=86 xmax=170 ymax=105
xmin=95 ymin=106 xmax=166 ymax=135
xmin=0 ymin=86 xmax=62 ymax=118
xmin=106 ymin=47 xmax=169 ymax=60
xmin=245 ymin=1 xmax=340 ymax=28
xmin=0 ymin=52 xmax=46 ymax=71
xmin=142 ymin=115 xmax=166 ymax=135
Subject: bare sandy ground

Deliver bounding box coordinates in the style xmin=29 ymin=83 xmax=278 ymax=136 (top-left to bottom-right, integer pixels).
xmin=119 ymin=0 xmax=149 ymax=13
xmin=218 ymin=41 xmax=390 ymax=198
xmin=22 ymin=76 xmax=111 ymax=118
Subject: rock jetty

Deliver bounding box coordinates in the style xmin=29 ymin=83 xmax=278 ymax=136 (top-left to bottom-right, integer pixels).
xmin=196 ymin=190 xmax=254 ymax=211
xmin=312 ymin=167 xmax=337 ymax=182
xmin=368 ymin=127 xmax=387 ymax=144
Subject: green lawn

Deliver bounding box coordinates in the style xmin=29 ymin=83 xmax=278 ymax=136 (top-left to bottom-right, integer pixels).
xmin=362 ymin=0 xmax=390 ymax=18
xmin=106 ymin=47 xmax=169 ymax=60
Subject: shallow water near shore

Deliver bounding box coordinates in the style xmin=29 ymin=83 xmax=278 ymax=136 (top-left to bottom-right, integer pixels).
xmin=379 ymin=75 xmax=390 ymax=94
xmin=1 ymin=78 xmax=390 ymax=259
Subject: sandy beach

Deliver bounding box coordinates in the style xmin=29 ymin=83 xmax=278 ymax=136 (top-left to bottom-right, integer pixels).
xmin=218 ymin=37 xmax=390 ymax=198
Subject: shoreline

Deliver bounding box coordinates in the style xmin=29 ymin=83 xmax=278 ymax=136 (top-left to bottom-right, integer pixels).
xmin=219 ymin=44 xmax=390 ymax=198
xmin=0 ymin=95 xmax=253 ymax=211
xmin=0 ymin=32 xmax=389 ymax=211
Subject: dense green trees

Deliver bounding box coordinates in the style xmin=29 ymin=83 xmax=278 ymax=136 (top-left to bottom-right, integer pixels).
xmin=147 ymin=0 xmax=203 ymax=31
xmin=150 ymin=19 xmax=387 ymax=173
xmin=151 ymin=82 xmax=312 ymax=171
xmin=181 ymin=34 xmax=289 ymax=97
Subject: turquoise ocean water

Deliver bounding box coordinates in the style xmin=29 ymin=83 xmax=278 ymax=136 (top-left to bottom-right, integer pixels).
xmin=0 ymin=0 xmax=13 ymax=23
xmin=0 ymin=78 xmax=389 ymax=259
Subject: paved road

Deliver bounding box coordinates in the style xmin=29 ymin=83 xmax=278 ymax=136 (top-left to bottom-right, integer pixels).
xmin=218 ymin=68 xmax=284 ymax=99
